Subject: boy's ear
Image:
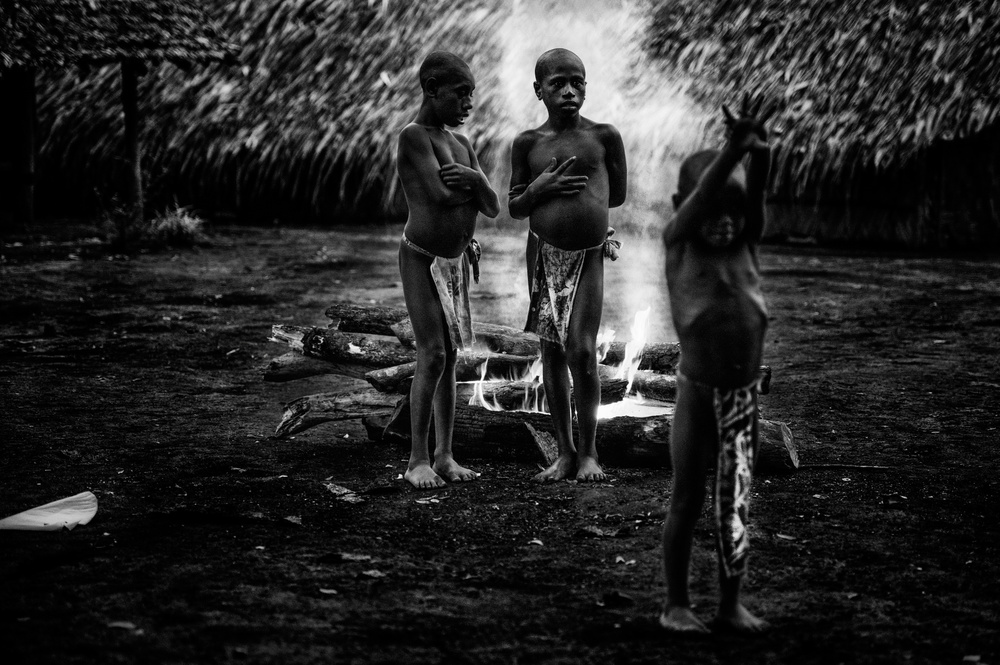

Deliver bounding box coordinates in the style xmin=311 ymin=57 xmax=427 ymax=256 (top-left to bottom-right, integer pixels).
xmin=533 ymin=81 xmax=541 ymax=99
xmin=425 ymin=77 xmax=439 ymax=96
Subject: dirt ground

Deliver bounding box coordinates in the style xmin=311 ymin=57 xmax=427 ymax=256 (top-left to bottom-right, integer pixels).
xmin=1 ymin=221 xmax=999 ymax=665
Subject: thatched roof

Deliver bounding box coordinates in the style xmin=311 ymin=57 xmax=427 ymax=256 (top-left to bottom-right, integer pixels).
xmin=646 ymin=0 xmax=1000 ymax=197
xmin=31 ymin=0 xmax=509 ymax=222
xmin=0 ymin=0 xmax=238 ymax=69
xmin=25 ymin=0 xmax=998 ymax=234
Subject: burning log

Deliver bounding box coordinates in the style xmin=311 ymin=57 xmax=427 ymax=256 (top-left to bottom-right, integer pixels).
xmin=270 ymin=324 xmax=416 ymax=372
xmin=364 ymin=353 xmax=537 ymax=393
xmin=325 ymin=303 xmax=408 ymax=336
xmin=274 ymin=389 xmax=399 ymax=438
xmin=602 ymin=341 xmax=681 ymax=373
xmin=391 ymin=318 xmax=540 ymax=355
xmin=456 ymin=378 xmax=628 ymax=410
xmin=598 ymin=365 xmax=772 ymax=400
xmin=365 ymin=399 xmax=797 ymax=475
xmin=326 ymin=303 xmax=540 ymax=355
xmin=271 ymin=325 xmax=541 ymax=389
xmin=263 ymin=352 xmax=339 ymax=382
xmin=394 ymin=314 xmax=680 ymax=371
xmin=598 ymin=366 xmax=677 ymax=401
xmin=325 ymin=304 xmax=683 ymax=370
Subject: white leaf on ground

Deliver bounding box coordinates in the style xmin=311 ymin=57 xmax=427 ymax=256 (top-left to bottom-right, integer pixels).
xmin=107 ymin=621 xmax=137 ymax=630
xmin=0 ymin=491 xmax=98 ymax=531
xmin=341 ymin=553 xmax=372 ymax=562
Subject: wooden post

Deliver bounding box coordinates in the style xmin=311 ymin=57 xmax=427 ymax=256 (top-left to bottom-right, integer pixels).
xmin=7 ymin=66 xmax=35 ymax=230
xmin=120 ymin=59 xmax=144 ymax=226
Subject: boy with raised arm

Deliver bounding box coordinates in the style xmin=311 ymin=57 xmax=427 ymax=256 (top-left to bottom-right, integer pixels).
xmin=508 ymin=48 xmax=627 ymax=483
xmin=660 ymin=95 xmax=775 ymax=634
xmin=396 ymin=51 xmax=500 ymax=489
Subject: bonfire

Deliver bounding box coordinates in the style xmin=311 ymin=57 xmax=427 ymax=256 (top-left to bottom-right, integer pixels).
xmin=266 ymin=303 xmax=797 ymax=475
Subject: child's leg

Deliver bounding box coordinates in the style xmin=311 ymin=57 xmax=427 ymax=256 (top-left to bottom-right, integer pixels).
xmin=399 ymin=243 xmax=450 ymax=489
xmin=713 ymin=563 xmax=767 ymax=633
xmin=431 ymin=348 xmax=478 ymax=482
xmin=660 ymin=379 xmax=715 ymax=633
xmin=565 ymin=247 xmax=604 ymax=482
xmin=533 ymin=340 xmax=576 ymax=482
xmin=714 ymin=402 xmax=768 ymax=633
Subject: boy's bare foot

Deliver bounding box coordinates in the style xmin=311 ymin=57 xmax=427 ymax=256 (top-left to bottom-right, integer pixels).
xmin=533 ymin=453 xmax=576 ymax=483
xmin=575 ymin=455 xmax=606 ymax=482
xmin=405 ymin=463 xmax=446 ymax=489
xmin=712 ymin=603 xmax=769 ymax=634
xmin=659 ymin=606 xmax=710 ymax=634
xmin=434 ymin=457 xmax=478 ymax=482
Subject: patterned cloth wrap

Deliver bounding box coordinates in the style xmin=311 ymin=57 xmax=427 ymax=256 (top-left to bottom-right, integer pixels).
xmin=712 ymin=376 xmax=762 ymax=579
xmin=524 ymin=229 xmax=621 ymax=346
xmin=678 ymin=371 xmax=763 ymax=579
xmin=401 ymin=234 xmax=478 ymax=351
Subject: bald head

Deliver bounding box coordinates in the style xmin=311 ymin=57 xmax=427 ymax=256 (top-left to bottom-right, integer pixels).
xmin=419 ymin=51 xmax=472 ymax=91
xmin=534 ymin=48 xmax=585 ymax=82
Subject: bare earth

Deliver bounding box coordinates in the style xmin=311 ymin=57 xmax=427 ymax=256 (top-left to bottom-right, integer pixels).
xmin=1 ymin=222 xmax=998 ymax=665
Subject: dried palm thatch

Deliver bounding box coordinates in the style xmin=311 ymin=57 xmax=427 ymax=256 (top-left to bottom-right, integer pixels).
xmin=1 ymin=0 xmax=238 ymax=230
xmin=29 ymin=0 xmax=511 ymax=223
xmin=0 ymin=0 xmax=238 ymax=68
xmin=646 ymin=0 xmax=1000 ymax=247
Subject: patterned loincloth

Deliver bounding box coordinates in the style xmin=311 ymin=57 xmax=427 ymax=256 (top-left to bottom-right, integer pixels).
xmin=402 ymin=234 xmax=476 ymax=351
xmin=678 ymin=371 xmax=763 ymax=579
xmin=524 ymin=230 xmax=620 ymax=346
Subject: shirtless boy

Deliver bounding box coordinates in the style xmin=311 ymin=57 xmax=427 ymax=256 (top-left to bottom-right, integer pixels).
xmin=660 ymin=94 xmax=775 ymax=633
xmin=395 ymin=51 xmax=500 ymax=489
xmin=508 ymin=48 xmax=627 ymax=483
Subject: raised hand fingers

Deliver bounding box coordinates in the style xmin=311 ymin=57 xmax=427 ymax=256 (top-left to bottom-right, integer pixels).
xmin=722 ymin=104 xmax=737 ymax=125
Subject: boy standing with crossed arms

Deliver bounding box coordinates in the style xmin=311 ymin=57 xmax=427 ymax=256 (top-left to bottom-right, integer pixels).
xmin=396 ymin=51 xmax=500 ymax=489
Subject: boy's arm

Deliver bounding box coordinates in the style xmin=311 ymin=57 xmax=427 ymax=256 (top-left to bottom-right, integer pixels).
xmin=665 ymin=98 xmax=773 ymax=246
xmin=743 ymin=144 xmax=771 ymax=243
xmin=397 ymin=125 xmax=473 ymax=206
xmin=508 ymin=132 xmax=588 ymax=219
xmin=602 ymin=125 xmax=627 ymax=208
xmin=507 ymin=133 xmax=535 ymax=219
xmin=439 ymin=134 xmax=500 ymax=218
xmin=663 ymin=146 xmax=746 ymax=246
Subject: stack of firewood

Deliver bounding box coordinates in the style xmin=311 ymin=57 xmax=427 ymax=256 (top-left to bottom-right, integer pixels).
xmin=266 ymin=303 xmax=798 ymax=474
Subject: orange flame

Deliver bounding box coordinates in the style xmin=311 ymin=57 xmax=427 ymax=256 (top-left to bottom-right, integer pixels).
xmin=616 ymin=307 xmax=651 ymax=394
xmin=520 ymin=356 xmax=547 ymax=413
xmin=596 ymin=327 xmax=616 ymax=362
xmin=468 ymin=359 xmax=505 ymax=411
xmin=467 ymin=309 xmax=659 ymax=418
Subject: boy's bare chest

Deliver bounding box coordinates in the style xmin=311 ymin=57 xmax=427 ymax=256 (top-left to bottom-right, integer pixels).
xmin=529 ymin=133 xmax=604 ymax=175
xmin=668 ymin=243 xmax=761 ymax=292
xmin=427 ymin=132 xmax=471 ymax=167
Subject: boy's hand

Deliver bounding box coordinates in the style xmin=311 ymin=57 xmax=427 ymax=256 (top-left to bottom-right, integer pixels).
xmin=531 ymin=157 xmax=588 ymax=196
xmin=440 ymin=163 xmax=481 ymax=190
xmin=722 ymin=93 xmax=776 ymax=153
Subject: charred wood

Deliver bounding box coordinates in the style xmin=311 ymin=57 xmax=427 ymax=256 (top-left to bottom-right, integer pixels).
xmin=274 ymin=389 xmax=399 ymax=438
